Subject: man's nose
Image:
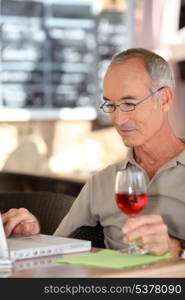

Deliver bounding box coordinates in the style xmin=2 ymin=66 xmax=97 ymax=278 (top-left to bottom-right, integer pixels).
xmin=110 ymin=109 xmax=129 ymax=125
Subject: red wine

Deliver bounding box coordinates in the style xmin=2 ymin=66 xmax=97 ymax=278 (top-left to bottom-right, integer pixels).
xmin=116 ymin=192 xmax=147 ymax=217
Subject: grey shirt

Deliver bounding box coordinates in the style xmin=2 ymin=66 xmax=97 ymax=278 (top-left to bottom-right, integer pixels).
xmin=54 ymin=148 xmax=185 ymax=249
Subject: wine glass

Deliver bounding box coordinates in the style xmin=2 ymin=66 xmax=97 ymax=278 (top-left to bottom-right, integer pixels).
xmin=115 ymin=167 xmax=148 ymax=254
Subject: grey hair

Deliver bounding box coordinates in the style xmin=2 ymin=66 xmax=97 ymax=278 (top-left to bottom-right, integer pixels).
xmin=110 ymin=48 xmax=175 ymax=90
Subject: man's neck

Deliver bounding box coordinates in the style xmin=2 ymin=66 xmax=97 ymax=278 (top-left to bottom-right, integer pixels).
xmin=133 ymin=125 xmax=185 ymax=172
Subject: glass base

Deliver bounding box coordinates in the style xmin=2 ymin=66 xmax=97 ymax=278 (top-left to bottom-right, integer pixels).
xmin=120 ymin=242 xmax=148 ymax=255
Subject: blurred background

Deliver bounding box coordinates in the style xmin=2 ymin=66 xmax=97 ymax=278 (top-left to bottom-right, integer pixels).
xmin=0 ymin=0 xmax=185 ymax=182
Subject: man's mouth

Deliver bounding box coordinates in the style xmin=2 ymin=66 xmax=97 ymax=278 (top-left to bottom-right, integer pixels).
xmin=120 ymin=129 xmax=135 ymax=135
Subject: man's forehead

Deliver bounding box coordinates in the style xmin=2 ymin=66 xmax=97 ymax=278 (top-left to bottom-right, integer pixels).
xmin=107 ymin=57 xmax=146 ymax=74
xmin=103 ymin=58 xmax=149 ymax=88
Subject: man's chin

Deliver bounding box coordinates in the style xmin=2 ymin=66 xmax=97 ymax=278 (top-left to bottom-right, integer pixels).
xmin=121 ymin=136 xmax=141 ymax=148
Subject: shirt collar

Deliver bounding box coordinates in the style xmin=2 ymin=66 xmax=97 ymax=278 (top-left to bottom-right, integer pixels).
xmin=122 ymin=148 xmax=137 ymax=169
xmin=175 ymin=149 xmax=185 ymax=166
xmin=165 ymin=137 xmax=185 ymax=167
xmin=122 ymin=144 xmax=185 ymax=170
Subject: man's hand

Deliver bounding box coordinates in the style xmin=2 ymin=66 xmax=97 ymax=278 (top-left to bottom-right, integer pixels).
xmin=122 ymin=214 xmax=182 ymax=257
xmin=2 ymin=208 xmax=40 ymax=237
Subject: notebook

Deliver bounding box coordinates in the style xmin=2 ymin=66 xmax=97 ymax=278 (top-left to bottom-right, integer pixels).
xmin=0 ymin=213 xmax=91 ymax=262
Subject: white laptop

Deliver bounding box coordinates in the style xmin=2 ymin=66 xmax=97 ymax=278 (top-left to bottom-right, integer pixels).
xmin=0 ymin=213 xmax=91 ymax=264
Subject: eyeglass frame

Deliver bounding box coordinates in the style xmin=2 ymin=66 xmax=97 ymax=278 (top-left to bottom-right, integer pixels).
xmin=100 ymin=86 xmax=165 ymax=113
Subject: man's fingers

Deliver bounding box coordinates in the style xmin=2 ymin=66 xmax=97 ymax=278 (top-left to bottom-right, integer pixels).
xmin=140 ymin=237 xmax=169 ymax=255
xmin=12 ymin=222 xmax=40 ymax=236
xmin=2 ymin=208 xmax=19 ymax=223
xmin=4 ymin=217 xmax=39 ymax=237
xmin=123 ymin=222 xmax=168 ymax=243
xmin=2 ymin=208 xmax=40 ymax=236
xmin=123 ymin=214 xmax=164 ymax=234
xmin=2 ymin=208 xmax=35 ymax=224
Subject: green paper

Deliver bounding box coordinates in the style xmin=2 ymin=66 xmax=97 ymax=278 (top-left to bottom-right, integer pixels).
xmin=55 ymin=249 xmax=171 ymax=269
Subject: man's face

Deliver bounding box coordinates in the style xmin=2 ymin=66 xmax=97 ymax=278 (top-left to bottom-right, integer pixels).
xmin=102 ymin=58 xmax=165 ymax=147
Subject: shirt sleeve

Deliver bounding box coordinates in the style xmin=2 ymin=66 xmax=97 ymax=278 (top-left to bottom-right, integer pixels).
xmin=53 ymin=176 xmax=99 ymax=237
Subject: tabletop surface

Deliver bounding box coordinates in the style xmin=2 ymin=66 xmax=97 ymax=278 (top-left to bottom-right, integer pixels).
xmin=7 ymin=248 xmax=185 ymax=278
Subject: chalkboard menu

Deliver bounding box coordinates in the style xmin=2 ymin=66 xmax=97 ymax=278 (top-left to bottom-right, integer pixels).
xmin=0 ymin=0 xmax=128 ymax=120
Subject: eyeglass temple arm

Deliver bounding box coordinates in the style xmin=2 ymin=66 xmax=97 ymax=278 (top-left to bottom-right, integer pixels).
xmin=134 ymin=86 xmax=165 ymax=107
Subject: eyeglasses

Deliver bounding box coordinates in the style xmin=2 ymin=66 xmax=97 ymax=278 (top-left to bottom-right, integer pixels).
xmin=100 ymin=87 xmax=164 ymax=113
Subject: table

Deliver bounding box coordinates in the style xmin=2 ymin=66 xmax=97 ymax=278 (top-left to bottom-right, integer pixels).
xmin=8 ymin=248 xmax=185 ymax=278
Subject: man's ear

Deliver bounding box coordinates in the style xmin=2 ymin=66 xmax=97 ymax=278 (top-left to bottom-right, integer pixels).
xmin=159 ymin=87 xmax=174 ymax=112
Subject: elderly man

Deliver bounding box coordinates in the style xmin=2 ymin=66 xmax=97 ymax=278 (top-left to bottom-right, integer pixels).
xmin=2 ymin=48 xmax=185 ymax=257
